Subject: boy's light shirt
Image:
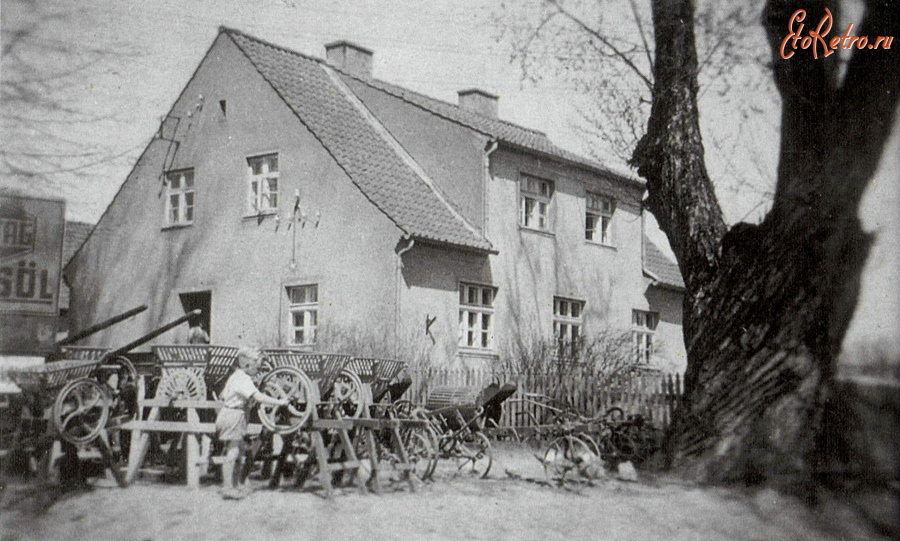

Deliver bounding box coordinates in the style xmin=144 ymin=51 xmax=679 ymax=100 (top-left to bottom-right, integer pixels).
xmin=220 ymin=369 xmax=258 ymax=409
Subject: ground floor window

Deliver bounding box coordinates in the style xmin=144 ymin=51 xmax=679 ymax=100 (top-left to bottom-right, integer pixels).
xmin=287 ymin=284 xmax=318 ymax=346
xmin=632 ymin=310 xmax=659 ymax=363
xmin=553 ymin=297 xmax=585 ymax=359
xmin=459 ymin=283 xmax=496 ymax=349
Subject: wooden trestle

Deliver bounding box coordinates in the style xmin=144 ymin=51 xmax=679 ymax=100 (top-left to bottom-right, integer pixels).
xmin=121 ymin=375 xmax=428 ymax=497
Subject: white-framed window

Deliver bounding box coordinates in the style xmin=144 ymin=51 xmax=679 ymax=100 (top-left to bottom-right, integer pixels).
xmin=632 ymin=310 xmax=659 ymax=364
xmin=287 ymin=284 xmax=318 ymax=346
xmin=519 ymin=175 xmax=554 ymax=231
xmin=586 ymin=192 xmax=615 ymax=244
xmin=165 ymin=169 xmax=195 ymax=226
xmin=247 ymin=153 xmax=279 ymax=213
xmin=553 ymin=297 xmax=584 ymax=359
xmin=459 ymin=283 xmax=496 ymax=349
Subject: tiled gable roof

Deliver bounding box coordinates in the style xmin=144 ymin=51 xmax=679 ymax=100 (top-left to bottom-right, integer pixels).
xmin=343 ymin=76 xmax=643 ymax=187
xmin=224 ymin=29 xmax=493 ymax=252
xmin=644 ymin=237 xmax=685 ymax=290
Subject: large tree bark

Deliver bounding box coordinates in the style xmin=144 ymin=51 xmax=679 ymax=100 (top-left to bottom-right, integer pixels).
xmin=632 ymin=0 xmax=900 ymax=486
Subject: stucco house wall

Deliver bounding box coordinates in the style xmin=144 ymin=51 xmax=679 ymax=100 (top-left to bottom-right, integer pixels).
xmin=66 ymin=28 xmax=687 ymax=374
xmin=487 ymin=148 xmax=646 ymax=343
xmin=67 ymin=35 xmax=403 ymax=349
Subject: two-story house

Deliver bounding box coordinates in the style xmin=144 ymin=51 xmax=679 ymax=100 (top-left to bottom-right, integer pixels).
xmin=65 ymin=28 xmax=685 ymax=373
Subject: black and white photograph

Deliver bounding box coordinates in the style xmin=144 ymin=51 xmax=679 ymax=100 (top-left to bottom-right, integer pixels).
xmin=1 ymin=0 xmax=897 ymax=539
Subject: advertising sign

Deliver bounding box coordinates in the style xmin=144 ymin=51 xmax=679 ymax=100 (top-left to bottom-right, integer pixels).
xmin=0 ymin=194 xmax=65 ymax=354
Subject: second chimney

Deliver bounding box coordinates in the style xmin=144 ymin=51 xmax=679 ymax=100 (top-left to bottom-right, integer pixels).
xmin=457 ymin=89 xmax=499 ymax=118
xmin=325 ymin=40 xmax=374 ymax=79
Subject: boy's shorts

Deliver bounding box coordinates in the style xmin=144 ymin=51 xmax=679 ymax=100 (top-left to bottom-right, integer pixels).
xmin=216 ymin=407 xmax=248 ymax=441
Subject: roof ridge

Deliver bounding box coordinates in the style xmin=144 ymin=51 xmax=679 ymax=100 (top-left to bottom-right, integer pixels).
xmin=217 ymin=27 xmax=643 ymax=188
xmin=219 ymin=26 xmax=326 ymax=66
xmin=370 ymin=78 xmax=548 ymax=137
xmin=218 ymin=27 xmax=547 ymax=139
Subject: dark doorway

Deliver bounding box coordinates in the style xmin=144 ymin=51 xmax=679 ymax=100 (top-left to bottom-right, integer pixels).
xmin=179 ymin=291 xmax=212 ymax=336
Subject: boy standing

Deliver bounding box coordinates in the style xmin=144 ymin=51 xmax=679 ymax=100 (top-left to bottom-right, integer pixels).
xmin=216 ymin=347 xmax=286 ymax=499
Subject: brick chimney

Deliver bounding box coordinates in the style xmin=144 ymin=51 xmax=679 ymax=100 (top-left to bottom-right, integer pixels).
xmin=457 ymin=89 xmax=499 ymax=118
xmin=325 ymin=40 xmax=374 ymax=79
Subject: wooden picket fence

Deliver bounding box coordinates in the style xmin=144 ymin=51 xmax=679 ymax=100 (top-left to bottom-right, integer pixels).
xmin=406 ymin=366 xmax=683 ymax=431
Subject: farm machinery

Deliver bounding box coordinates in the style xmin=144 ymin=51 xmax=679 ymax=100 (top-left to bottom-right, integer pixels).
xmin=504 ymin=393 xmax=662 ymax=485
xmin=1 ymin=307 xmax=524 ymax=497
xmin=1 ymin=306 xmax=199 ymax=486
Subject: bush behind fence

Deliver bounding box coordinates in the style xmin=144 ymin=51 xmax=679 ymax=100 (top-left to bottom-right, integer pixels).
xmin=406 ymin=367 xmax=684 ymax=431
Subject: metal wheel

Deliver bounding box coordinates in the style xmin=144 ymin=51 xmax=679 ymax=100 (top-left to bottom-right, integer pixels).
xmin=156 ymin=368 xmax=207 ymax=400
xmin=98 ymin=355 xmax=138 ymax=417
xmin=542 ymin=434 xmax=598 ymax=484
xmin=452 ymin=432 xmax=492 ymax=479
xmin=604 ymin=406 xmax=625 ymax=424
xmin=53 ymin=377 xmax=112 ymax=445
xmin=403 ymin=425 xmax=439 ymax=481
xmin=329 ymin=369 xmax=365 ymax=418
xmin=578 ymin=432 xmax=603 ymax=461
xmin=390 ymin=399 xmax=415 ymax=418
xmin=257 ymin=366 xmax=316 ymax=434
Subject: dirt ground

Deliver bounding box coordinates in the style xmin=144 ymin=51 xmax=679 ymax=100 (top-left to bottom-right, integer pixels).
xmin=1 ymin=442 xmax=894 ymax=541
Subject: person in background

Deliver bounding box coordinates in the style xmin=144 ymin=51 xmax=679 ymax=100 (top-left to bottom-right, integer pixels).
xmin=216 ymin=347 xmax=286 ymax=499
xmin=187 ymin=315 xmax=210 ymax=344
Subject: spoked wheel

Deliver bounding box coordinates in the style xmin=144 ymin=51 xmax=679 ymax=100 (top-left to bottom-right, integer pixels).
xmin=98 ymin=355 xmax=139 ymax=418
xmin=257 ymin=366 xmax=316 ymax=434
xmin=328 ymin=369 xmax=365 ymax=418
xmin=542 ymin=435 xmax=599 ymax=485
xmin=156 ymin=368 xmax=207 ymax=401
xmin=450 ymin=432 xmax=492 ymax=479
xmin=390 ymin=399 xmax=416 ymax=419
xmin=53 ymin=377 xmax=113 ymax=445
xmin=403 ymin=426 xmax=439 ymax=481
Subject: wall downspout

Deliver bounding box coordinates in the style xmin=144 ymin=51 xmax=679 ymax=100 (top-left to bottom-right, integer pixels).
xmin=395 ymin=236 xmax=415 ymax=357
xmin=483 ymin=139 xmax=499 ymax=238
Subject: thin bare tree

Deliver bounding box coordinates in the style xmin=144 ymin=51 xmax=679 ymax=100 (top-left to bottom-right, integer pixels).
xmin=494 ymin=0 xmax=776 ymax=212
xmin=1 ymin=0 xmax=139 ymax=197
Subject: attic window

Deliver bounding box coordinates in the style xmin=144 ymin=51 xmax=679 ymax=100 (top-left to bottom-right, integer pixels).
xmin=219 ymin=99 xmax=227 ymax=117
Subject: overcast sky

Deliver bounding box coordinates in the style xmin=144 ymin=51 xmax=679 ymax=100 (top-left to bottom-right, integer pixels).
xmin=2 ymin=0 xmax=897 ymax=353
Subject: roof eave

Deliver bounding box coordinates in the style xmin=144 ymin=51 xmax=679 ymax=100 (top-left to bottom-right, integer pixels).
xmin=413 ymin=236 xmax=498 ymax=256
xmin=496 ymin=141 xmax=646 ymax=191
xmin=644 ymin=268 xmax=685 ymax=292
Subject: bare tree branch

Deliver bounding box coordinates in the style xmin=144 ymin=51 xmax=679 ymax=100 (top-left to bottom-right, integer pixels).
xmin=547 ymin=0 xmax=655 ymax=91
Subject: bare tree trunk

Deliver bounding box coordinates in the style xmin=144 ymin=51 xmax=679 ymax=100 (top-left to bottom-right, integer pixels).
xmin=632 ymin=0 xmax=900 ymax=487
